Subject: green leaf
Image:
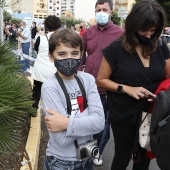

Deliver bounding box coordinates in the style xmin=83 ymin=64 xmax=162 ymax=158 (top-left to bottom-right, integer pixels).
xmin=0 ymin=42 xmax=37 ymax=155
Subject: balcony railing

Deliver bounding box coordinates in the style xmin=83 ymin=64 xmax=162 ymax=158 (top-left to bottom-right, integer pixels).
xmin=36 ymin=9 xmax=47 ymax=13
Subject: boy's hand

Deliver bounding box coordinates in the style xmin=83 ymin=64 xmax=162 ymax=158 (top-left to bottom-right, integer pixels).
xmin=45 ymin=108 xmax=69 ymax=132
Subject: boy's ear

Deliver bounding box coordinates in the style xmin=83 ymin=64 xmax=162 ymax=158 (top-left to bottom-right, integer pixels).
xmin=49 ymin=53 xmax=54 ymax=62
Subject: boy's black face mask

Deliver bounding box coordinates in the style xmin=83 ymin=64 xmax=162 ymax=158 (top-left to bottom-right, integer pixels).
xmin=54 ymin=58 xmax=81 ymax=76
xmin=136 ymin=33 xmax=155 ymax=45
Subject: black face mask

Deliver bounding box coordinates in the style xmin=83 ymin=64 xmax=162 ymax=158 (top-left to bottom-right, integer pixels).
xmin=54 ymin=58 xmax=81 ymax=76
xmin=80 ymin=26 xmax=83 ymax=29
xmin=136 ymin=33 xmax=155 ymax=45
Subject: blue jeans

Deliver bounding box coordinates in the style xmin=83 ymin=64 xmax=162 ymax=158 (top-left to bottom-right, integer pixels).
xmin=44 ymin=156 xmax=93 ymax=170
xmin=94 ymin=94 xmax=110 ymax=155
xmin=22 ymin=42 xmax=30 ymax=68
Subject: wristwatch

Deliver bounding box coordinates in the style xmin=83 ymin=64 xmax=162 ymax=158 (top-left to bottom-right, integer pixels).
xmin=117 ymin=85 xmax=124 ymax=94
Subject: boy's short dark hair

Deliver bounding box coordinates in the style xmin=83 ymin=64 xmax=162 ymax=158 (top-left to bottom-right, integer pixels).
xmin=44 ymin=15 xmax=61 ymax=32
xmin=49 ymin=28 xmax=83 ymax=54
xmin=95 ymin=0 xmax=113 ymax=10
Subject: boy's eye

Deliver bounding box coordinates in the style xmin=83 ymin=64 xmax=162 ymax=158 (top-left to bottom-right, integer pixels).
xmin=72 ymin=52 xmax=79 ymax=56
xmin=58 ymin=52 xmax=65 ymax=56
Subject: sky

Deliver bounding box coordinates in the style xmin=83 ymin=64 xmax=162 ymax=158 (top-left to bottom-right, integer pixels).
xmin=74 ymin=0 xmax=96 ymax=22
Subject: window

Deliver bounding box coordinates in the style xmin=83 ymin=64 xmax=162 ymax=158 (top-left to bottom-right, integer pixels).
xmin=40 ymin=3 xmax=45 ymax=8
xmin=57 ymin=7 xmax=59 ymax=10
xmin=57 ymin=1 xmax=59 ymax=4
xmin=57 ymin=13 xmax=59 ymax=16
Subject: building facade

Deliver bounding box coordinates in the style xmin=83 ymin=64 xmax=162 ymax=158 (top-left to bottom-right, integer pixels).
xmin=11 ymin=0 xmax=33 ymax=14
xmin=8 ymin=0 xmax=75 ymax=19
xmin=34 ymin=0 xmax=74 ymax=18
xmin=114 ymin=0 xmax=135 ymax=11
xmin=6 ymin=0 xmax=135 ymax=21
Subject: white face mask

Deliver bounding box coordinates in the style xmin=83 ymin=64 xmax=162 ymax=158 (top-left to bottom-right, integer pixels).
xmin=21 ymin=26 xmax=25 ymax=30
xmin=95 ymin=11 xmax=110 ymax=25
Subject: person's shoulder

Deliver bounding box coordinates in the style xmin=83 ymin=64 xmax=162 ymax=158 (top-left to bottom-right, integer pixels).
xmin=42 ymin=75 xmax=56 ymax=90
xmin=103 ymin=38 xmax=122 ymax=55
xmin=84 ymin=25 xmax=96 ymax=33
xmin=109 ymin=23 xmax=124 ymax=33
xmin=108 ymin=38 xmax=121 ymax=48
xmin=77 ymin=71 xmax=95 ymax=82
xmin=25 ymin=27 xmax=31 ymax=32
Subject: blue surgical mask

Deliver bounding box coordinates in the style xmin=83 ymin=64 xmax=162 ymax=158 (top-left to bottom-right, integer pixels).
xmin=95 ymin=11 xmax=110 ymax=25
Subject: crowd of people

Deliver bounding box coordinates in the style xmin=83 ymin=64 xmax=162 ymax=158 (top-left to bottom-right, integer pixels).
xmin=3 ymin=0 xmax=170 ymax=170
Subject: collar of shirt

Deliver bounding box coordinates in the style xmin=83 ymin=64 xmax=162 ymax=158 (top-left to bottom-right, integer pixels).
xmin=95 ymin=21 xmax=114 ymax=31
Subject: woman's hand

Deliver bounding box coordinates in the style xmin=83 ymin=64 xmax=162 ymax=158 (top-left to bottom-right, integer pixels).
xmin=123 ymin=85 xmax=156 ymax=101
xmin=45 ymin=108 xmax=69 ymax=132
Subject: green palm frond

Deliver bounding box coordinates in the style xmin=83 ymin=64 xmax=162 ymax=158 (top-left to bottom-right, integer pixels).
xmin=0 ymin=124 xmax=22 ymax=154
xmin=0 ymin=41 xmax=22 ymax=72
xmin=0 ymin=42 xmax=37 ymax=155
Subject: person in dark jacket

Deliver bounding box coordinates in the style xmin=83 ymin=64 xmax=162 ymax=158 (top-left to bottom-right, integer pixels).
xmin=31 ymin=22 xmax=37 ymax=39
xmin=6 ymin=23 xmax=18 ymax=49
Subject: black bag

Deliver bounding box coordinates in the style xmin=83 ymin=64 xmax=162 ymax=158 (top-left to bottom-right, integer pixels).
xmin=150 ymin=89 xmax=170 ymax=170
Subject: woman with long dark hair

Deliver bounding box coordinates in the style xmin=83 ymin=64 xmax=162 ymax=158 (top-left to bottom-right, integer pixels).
xmin=97 ymin=0 xmax=170 ymax=169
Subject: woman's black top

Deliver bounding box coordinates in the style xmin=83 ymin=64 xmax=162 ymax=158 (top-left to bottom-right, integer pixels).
xmin=102 ymin=39 xmax=170 ymax=126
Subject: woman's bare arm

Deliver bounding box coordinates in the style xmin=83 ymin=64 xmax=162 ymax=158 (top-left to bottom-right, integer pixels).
xmin=97 ymin=57 xmax=156 ymax=100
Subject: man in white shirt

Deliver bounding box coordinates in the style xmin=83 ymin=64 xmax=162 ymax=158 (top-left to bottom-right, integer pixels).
xmin=17 ymin=21 xmax=31 ymax=70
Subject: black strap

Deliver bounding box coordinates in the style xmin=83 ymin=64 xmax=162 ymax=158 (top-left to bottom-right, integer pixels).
xmin=75 ymin=75 xmax=87 ymax=109
xmin=55 ymin=72 xmax=72 ymax=115
xmin=55 ymin=72 xmax=87 ymax=115
xmin=55 ymin=72 xmax=88 ymax=151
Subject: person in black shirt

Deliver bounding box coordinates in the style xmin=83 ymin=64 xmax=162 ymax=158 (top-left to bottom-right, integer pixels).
xmin=31 ymin=22 xmax=37 ymax=39
xmin=97 ymin=0 xmax=170 ymax=170
xmin=31 ymin=22 xmax=38 ymax=57
xmin=6 ymin=23 xmax=18 ymax=49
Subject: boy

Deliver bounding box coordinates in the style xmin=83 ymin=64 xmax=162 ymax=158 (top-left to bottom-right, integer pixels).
xmin=41 ymin=28 xmax=105 ymax=170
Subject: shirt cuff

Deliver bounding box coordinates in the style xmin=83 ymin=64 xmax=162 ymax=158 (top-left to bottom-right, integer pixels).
xmin=66 ymin=115 xmax=76 ymax=136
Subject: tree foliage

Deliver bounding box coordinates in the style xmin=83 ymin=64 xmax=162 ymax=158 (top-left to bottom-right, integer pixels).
xmin=134 ymin=0 xmax=170 ymax=26
xmin=156 ymin=0 xmax=170 ymax=26
xmin=61 ymin=17 xmax=83 ymax=28
xmin=3 ymin=10 xmax=12 ymax=22
xmin=111 ymin=11 xmax=121 ymax=26
xmin=11 ymin=18 xmax=22 ymax=26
